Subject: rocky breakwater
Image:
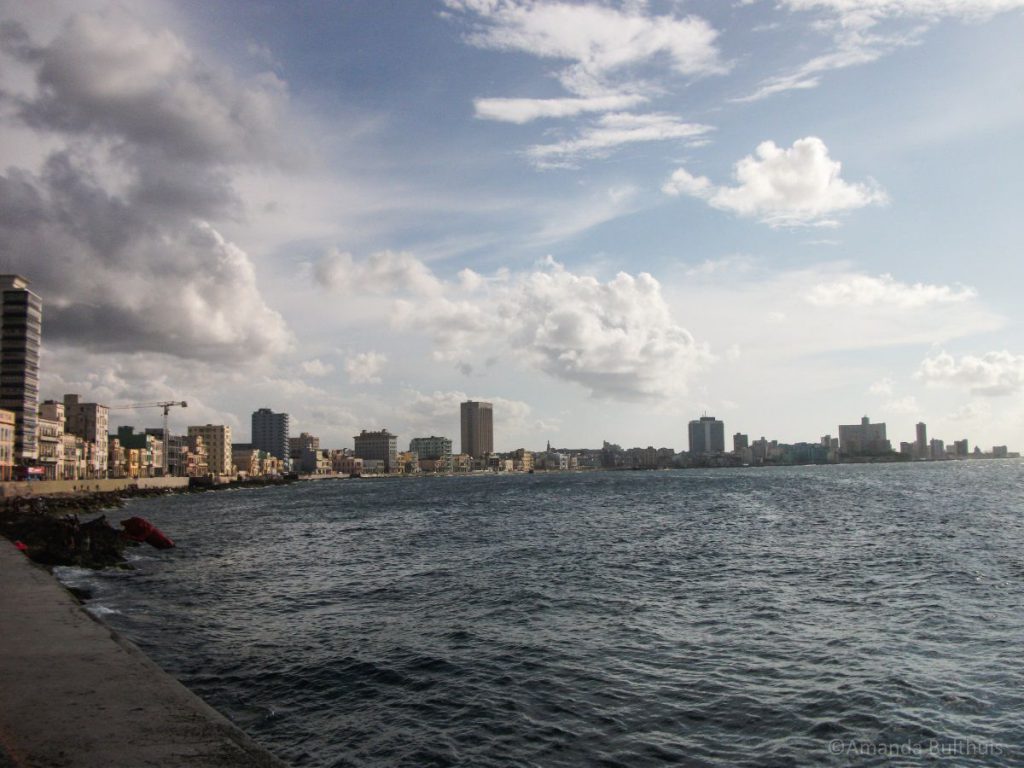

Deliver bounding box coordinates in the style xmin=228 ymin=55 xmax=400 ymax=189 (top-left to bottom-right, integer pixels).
xmin=0 ymin=487 xmax=175 ymax=569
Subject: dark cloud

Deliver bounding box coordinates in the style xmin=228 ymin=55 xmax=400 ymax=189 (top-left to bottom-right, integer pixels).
xmin=0 ymin=9 xmax=292 ymax=363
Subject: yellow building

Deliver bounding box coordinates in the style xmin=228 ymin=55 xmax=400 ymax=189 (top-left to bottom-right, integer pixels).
xmin=0 ymin=409 xmax=15 ymax=481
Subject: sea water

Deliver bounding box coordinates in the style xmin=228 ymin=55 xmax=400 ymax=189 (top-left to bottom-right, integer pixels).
xmin=68 ymin=463 xmax=1024 ymax=766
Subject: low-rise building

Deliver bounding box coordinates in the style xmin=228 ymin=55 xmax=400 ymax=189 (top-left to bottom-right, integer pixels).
xmin=0 ymin=409 xmax=15 ymax=481
xmin=37 ymin=401 xmax=65 ymax=480
xmin=409 ymin=436 xmax=452 ymax=472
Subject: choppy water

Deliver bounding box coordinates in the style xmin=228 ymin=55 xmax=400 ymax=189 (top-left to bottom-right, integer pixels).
xmin=60 ymin=463 xmax=1024 ymax=767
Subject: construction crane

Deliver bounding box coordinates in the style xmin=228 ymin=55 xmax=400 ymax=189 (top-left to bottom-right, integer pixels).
xmin=108 ymin=401 xmax=188 ymax=475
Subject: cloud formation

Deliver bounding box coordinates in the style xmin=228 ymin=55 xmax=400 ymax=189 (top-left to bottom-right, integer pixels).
xmin=325 ymin=252 xmax=712 ymax=400
xmin=917 ymin=351 xmax=1024 ymax=395
xmin=806 ymin=273 xmax=976 ymax=308
xmin=447 ymin=0 xmax=725 ymax=89
xmin=345 ymin=352 xmax=388 ymax=385
xmin=0 ymin=9 xmax=291 ymax=362
xmin=447 ymin=0 xmax=723 ymax=166
xmin=314 ymin=249 xmax=443 ymax=296
xmin=528 ymin=112 xmax=712 ymax=167
xmin=663 ymin=137 xmax=886 ymax=226
xmin=744 ymin=0 xmax=1024 ymax=100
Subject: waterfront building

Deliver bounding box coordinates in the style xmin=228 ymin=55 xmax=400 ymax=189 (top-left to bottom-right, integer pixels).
xmin=993 ymin=445 xmax=1008 ymax=458
xmin=929 ymin=438 xmax=945 ymax=460
xmin=837 ymin=416 xmax=891 ymax=457
xmin=451 ymin=453 xmax=473 ymax=473
xmin=63 ymin=394 xmax=109 ymax=478
xmin=953 ymin=439 xmax=969 ymax=457
xmin=289 ymin=432 xmax=319 ymax=461
xmin=0 ymin=408 xmax=14 ymax=480
xmin=187 ymin=424 xmax=233 ymax=476
xmin=915 ymin=422 xmax=928 ymax=459
xmin=116 ymin=426 xmax=161 ymax=477
xmin=733 ymin=433 xmax=749 ymax=453
xmin=460 ymin=401 xmax=493 ymax=459
xmin=354 ymin=429 xmax=398 ymax=472
xmin=37 ymin=401 xmax=66 ymax=480
xmin=251 ymin=408 xmax=290 ymax=462
xmin=0 ymin=275 xmax=42 ymax=464
xmin=146 ymin=429 xmax=190 ymax=476
xmin=409 ymin=436 xmax=453 ymax=472
xmin=689 ymin=415 xmax=725 ymax=456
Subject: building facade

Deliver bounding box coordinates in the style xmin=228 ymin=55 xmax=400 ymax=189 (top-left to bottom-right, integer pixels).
xmin=409 ymin=436 xmax=453 ymax=472
xmin=63 ymin=394 xmax=109 ymax=477
xmin=37 ymin=400 xmax=66 ymax=480
xmin=0 ymin=408 xmax=14 ymax=480
xmin=354 ymin=429 xmax=398 ymax=472
xmin=0 ymin=275 xmax=42 ymax=464
xmin=188 ymin=424 xmax=233 ymax=476
xmin=689 ymin=415 xmax=725 ymax=456
xmin=252 ymin=408 xmax=290 ymax=462
xmin=460 ymin=401 xmax=493 ymax=459
xmin=838 ymin=416 xmax=891 ymax=457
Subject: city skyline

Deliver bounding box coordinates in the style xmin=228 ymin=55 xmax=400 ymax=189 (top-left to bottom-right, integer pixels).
xmin=1 ymin=1 xmax=1023 ymax=451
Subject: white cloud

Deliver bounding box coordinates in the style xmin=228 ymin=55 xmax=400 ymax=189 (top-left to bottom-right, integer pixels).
xmin=335 ymin=253 xmax=712 ymax=401
xmin=663 ymin=137 xmax=886 ymax=226
xmin=345 ymin=351 xmax=388 ymax=385
xmin=474 ymin=93 xmax=647 ymax=123
xmin=445 ymin=0 xmax=725 ymax=83
xmin=882 ymin=395 xmax=920 ymax=414
xmin=744 ymin=0 xmax=1024 ymax=100
xmin=868 ymin=377 xmax=894 ymax=396
xmin=301 ymin=359 xmax=334 ymax=377
xmin=807 ymin=273 xmax=976 ymax=308
xmin=917 ymin=350 xmax=1024 ymax=395
xmin=527 ymin=112 xmax=712 ymax=167
xmin=782 ymin=0 xmax=1024 ymax=22
xmin=314 ymin=249 xmax=443 ymax=296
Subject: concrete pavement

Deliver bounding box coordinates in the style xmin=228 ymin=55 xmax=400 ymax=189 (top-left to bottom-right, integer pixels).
xmin=0 ymin=541 xmax=288 ymax=767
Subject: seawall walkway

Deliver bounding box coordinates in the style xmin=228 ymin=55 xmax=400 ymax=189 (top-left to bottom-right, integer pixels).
xmin=0 ymin=542 xmax=287 ymax=768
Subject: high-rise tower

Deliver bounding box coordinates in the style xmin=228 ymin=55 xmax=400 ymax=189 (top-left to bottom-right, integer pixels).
xmin=252 ymin=408 xmax=290 ymax=461
xmin=0 ymin=275 xmax=42 ymax=463
xmin=460 ymin=400 xmax=493 ymax=459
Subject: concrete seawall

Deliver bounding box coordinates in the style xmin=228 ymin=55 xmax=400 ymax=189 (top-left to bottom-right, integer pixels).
xmin=0 ymin=477 xmax=191 ymax=498
xmin=0 ymin=542 xmax=288 ymax=767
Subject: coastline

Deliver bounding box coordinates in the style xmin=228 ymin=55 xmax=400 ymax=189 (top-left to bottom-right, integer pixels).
xmin=0 ymin=539 xmax=289 ymax=768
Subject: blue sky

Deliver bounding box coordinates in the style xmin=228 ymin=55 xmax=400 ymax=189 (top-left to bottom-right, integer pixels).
xmin=1 ymin=0 xmax=1022 ymax=452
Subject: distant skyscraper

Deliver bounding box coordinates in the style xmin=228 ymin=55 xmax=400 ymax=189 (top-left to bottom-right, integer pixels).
xmin=0 ymin=275 xmax=42 ymax=463
xmin=733 ymin=433 xmax=749 ymax=452
xmin=252 ymin=407 xmax=290 ymax=460
xmin=689 ymin=416 xmax=725 ymax=455
xmin=460 ymin=401 xmax=493 ymax=459
xmin=915 ymin=422 xmax=928 ymax=458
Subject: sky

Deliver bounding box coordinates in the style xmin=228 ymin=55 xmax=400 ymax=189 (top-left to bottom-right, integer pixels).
xmin=1 ymin=0 xmax=1022 ymax=453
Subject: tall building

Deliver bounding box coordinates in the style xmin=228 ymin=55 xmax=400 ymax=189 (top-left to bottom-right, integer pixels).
xmin=689 ymin=415 xmax=725 ymax=455
xmin=915 ymin=422 xmax=928 ymax=458
xmin=838 ymin=416 xmax=891 ymax=457
xmin=63 ymin=394 xmax=109 ymax=477
xmin=460 ymin=401 xmax=493 ymax=459
xmin=733 ymin=433 xmax=749 ymax=452
xmin=188 ymin=424 xmax=233 ymax=475
xmin=354 ymin=429 xmax=398 ymax=472
xmin=0 ymin=275 xmax=42 ymax=463
xmin=252 ymin=408 xmax=290 ymax=460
